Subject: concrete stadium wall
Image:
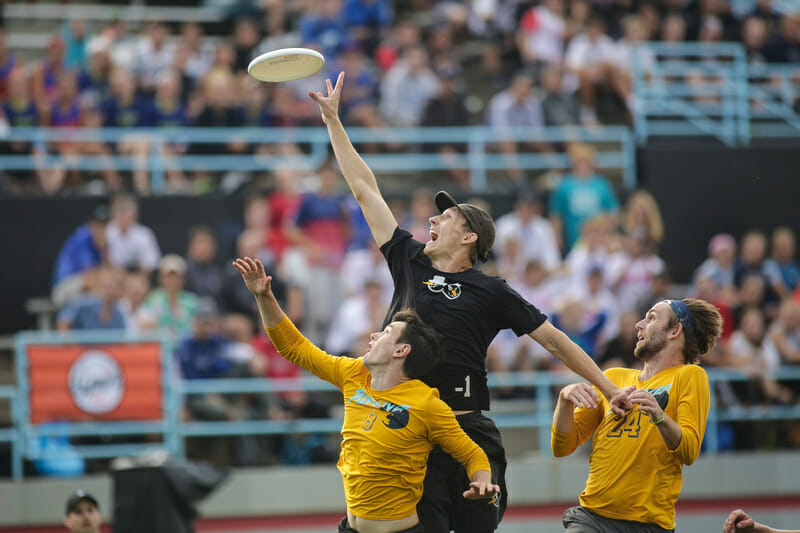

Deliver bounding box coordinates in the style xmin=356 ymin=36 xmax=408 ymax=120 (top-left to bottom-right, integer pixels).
xmin=1 ymin=451 xmax=799 ymax=527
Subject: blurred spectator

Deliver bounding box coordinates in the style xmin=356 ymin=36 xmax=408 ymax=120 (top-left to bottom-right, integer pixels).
xmin=734 ymin=230 xmax=782 ymax=313
xmin=597 ymin=310 xmax=642 ymax=370
xmin=764 ymin=14 xmax=800 ymax=63
xmin=285 ymin=163 xmax=349 ymax=344
xmin=515 ymin=0 xmax=567 ymax=71
xmin=693 ymin=274 xmax=736 ymax=342
xmin=486 ymin=73 xmax=550 ymax=182
xmin=401 ymin=187 xmax=436 ymax=243
xmin=119 ymin=271 xmax=150 ymax=334
xmin=606 ymin=235 xmax=665 ymax=313
xmin=765 ymin=226 xmax=799 ymax=296
xmin=62 ymin=19 xmax=88 ymax=69
xmin=232 ymin=18 xmax=261 ymax=73
xmin=298 ymin=0 xmax=348 ymax=60
xmin=267 ymin=167 xmax=302 ymax=262
xmin=693 ymin=233 xmax=738 ymax=299
xmin=565 ymin=15 xmax=621 ymax=125
xmin=0 ymin=29 xmax=17 ymax=99
xmin=743 ymin=16 xmax=770 ymax=66
xmin=374 ymin=19 xmax=422 ymax=72
xmin=551 ymin=295 xmax=607 ymax=360
xmin=564 ymin=214 xmax=614 ymax=290
xmin=148 ymin=69 xmax=191 ymax=192
xmin=184 ymin=226 xmax=225 ymax=305
xmin=733 ymin=272 xmax=769 ymax=329
xmin=549 ymin=143 xmax=619 ymax=252
xmin=222 ymin=230 xmax=290 ymax=317
xmin=496 ymin=188 xmax=561 ymax=273
xmin=52 ymin=205 xmax=109 ymax=308
xmin=621 ymin=189 xmax=664 ymax=246
xmin=329 ymin=42 xmax=382 ymax=128
xmin=1 ymin=68 xmax=54 ymax=194
xmin=106 ymin=193 xmax=161 ymax=274
xmin=342 ymin=0 xmax=393 ymax=54
xmin=764 ymin=299 xmax=800 ymax=366
xmin=325 ymin=277 xmax=387 ymax=355
xmin=102 ymin=67 xmax=150 ymax=128
xmin=725 ymin=307 xmax=791 ymax=405
xmin=420 ymin=67 xmax=471 ymax=188
xmin=540 ymin=64 xmax=580 ymax=126
xmin=78 ymin=37 xmax=113 ymax=107
xmin=138 ymin=254 xmax=199 ymax=339
xmin=56 ymin=267 xmax=127 ymax=331
xmin=495 ymin=230 xmax=526 ymax=284
xmin=178 ymin=22 xmax=215 ymax=82
xmin=636 ymin=269 xmax=673 ymax=318
xmin=660 ymin=13 xmax=687 ymax=43
xmin=379 ymin=45 xmax=440 ymax=126
xmin=133 ymin=22 xmax=176 ymax=95
xmin=340 ymin=238 xmax=392 ymax=298
xmin=578 ymin=264 xmax=620 ymax=350
xmin=614 ymin=15 xmax=653 ymax=112
xmin=176 ymin=298 xmax=232 ymax=381
xmin=32 ymin=35 xmax=66 ymax=104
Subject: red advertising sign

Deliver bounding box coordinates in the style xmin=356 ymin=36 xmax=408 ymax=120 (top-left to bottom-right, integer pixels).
xmin=27 ymin=343 xmax=163 ymax=423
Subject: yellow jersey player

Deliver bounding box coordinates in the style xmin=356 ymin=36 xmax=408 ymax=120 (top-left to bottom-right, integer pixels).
xmin=234 ymin=257 xmax=499 ymax=533
xmin=552 ymin=298 xmax=723 ymax=532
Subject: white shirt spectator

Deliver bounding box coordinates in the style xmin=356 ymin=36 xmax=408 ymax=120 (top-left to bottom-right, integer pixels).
xmin=107 ymin=222 xmax=162 ymax=272
xmin=565 ymin=32 xmax=619 ymax=72
xmin=495 ymin=213 xmax=561 ymax=272
xmin=379 ymin=59 xmax=440 ymax=127
xmin=487 ymin=89 xmax=544 ymax=129
xmin=134 ymin=37 xmax=176 ymax=90
xmin=517 ymin=4 xmax=566 ymax=64
xmin=606 ymin=250 xmax=665 ymax=313
xmin=339 ymin=247 xmax=393 ymax=301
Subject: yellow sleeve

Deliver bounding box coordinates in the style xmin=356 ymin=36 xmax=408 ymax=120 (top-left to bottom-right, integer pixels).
xmin=669 ymin=366 xmax=710 ymax=465
xmin=265 ymin=316 xmax=359 ymax=389
xmin=426 ymin=397 xmax=491 ymax=478
xmin=551 ymin=395 xmax=605 ymax=457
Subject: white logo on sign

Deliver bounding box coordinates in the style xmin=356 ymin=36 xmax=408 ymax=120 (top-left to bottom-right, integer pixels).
xmin=68 ymin=350 xmax=125 ymax=415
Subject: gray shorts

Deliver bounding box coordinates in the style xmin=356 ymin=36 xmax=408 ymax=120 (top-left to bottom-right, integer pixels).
xmin=563 ymin=506 xmax=675 ymax=533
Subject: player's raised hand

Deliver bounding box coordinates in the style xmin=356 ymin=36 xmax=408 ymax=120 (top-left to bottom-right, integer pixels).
xmin=309 ymin=71 xmax=345 ymax=125
xmin=232 ymin=257 xmax=272 ymax=296
xmin=559 ymin=382 xmax=600 ymax=409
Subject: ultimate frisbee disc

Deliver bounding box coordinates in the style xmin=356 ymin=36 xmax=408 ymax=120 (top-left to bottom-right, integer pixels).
xmin=248 ymin=48 xmax=325 ymax=83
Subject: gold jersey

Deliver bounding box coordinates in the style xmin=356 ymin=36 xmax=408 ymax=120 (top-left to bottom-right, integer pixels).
xmin=267 ymin=317 xmax=491 ymax=520
xmin=552 ymin=365 xmax=710 ymax=530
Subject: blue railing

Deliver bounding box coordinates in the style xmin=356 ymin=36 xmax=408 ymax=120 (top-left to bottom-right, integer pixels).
xmin=9 ymin=330 xmax=800 ymax=479
xmin=0 ymin=126 xmax=636 ymax=193
xmin=632 ymin=42 xmax=800 ymax=144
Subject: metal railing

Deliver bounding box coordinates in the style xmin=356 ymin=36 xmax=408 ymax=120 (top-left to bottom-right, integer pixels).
xmin=633 ymin=42 xmax=800 ymax=144
xmin=0 ymin=126 xmax=637 ymax=193
xmin=9 ymin=328 xmax=800 ymax=478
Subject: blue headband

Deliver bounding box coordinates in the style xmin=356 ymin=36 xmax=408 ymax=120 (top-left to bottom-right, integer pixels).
xmin=665 ymin=300 xmax=697 ymax=340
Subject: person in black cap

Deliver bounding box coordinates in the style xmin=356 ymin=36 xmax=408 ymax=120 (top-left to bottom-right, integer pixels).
xmin=64 ymin=489 xmax=102 ymax=533
xmin=310 ymin=73 xmax=632 ymax=533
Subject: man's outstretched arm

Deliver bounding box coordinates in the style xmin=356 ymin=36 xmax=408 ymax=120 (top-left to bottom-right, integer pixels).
xmin=309 ymin=72 xmax=398 ymax=247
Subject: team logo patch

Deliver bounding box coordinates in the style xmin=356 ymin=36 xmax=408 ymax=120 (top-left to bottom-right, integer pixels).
xmin=423 ymin=275 xmax=462 ymax=300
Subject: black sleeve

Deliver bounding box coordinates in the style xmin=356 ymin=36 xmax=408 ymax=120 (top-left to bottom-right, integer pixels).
xmin=380 ymin=227 xmax=423 ymax=271
xmin=493 ymin=277 xmax=548 ymax=336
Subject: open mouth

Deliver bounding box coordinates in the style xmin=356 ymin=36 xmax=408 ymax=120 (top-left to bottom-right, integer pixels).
xmin=429 ymin=229 xmax=438 ymax=241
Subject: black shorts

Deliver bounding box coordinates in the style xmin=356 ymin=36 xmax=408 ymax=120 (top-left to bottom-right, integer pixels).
xmin=417 ymin=411 xmax=507 ymax=533
xmin=337 ymin=516 xmax=424 ymax=533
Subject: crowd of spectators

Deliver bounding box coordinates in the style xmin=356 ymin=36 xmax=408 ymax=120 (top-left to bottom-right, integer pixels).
xmin=16 ymin=0 xmax=800 ymax=467
xmin=0 ymin=0 xmax=798 ymax=195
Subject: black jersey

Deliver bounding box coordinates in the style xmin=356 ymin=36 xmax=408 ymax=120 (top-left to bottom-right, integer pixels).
xmin=381 ymin=228 xmax=547 ymax=411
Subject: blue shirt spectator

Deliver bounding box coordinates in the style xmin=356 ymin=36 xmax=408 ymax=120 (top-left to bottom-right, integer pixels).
xmin=176 ymin=334 xmax=232 ymax=380
xmin=53 ymin=221 xmax=106 ymax=287
xmin=549 ymin=143 xmax=619 ymax=251
xmin=342 ymin=0 xmax=392 ymax=29
xmin=298 ymin=0 xmax=349 ymax=60
xmin=57 ymin=295 xmax=127 ymax=330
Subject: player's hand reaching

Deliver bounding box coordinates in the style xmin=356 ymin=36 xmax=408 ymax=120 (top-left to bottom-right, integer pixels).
xmin=724 ymin=509 xmax=755 ymax=533
xmin=232 ymin=257 xmax=272 ymax=297
xmin=463 ymin=470 xmax=501 ymax=501
xmin=309 ymin=71 xmax=344 ymax=125
xmin=629 ymin=388 xmax=662 ymax=422
xmin=559 ymin=383 xmax=600 ymax=409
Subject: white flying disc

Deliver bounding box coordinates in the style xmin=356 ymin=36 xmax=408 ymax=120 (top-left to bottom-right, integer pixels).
xmin=248 ymin=47 xmax=325 ymax=83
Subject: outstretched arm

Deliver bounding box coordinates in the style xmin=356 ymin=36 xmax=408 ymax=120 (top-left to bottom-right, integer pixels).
xmin=530 ymin=321 xmax=632 ymax=416
xmin=309 ymin=72 xmax=398 ymax=247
